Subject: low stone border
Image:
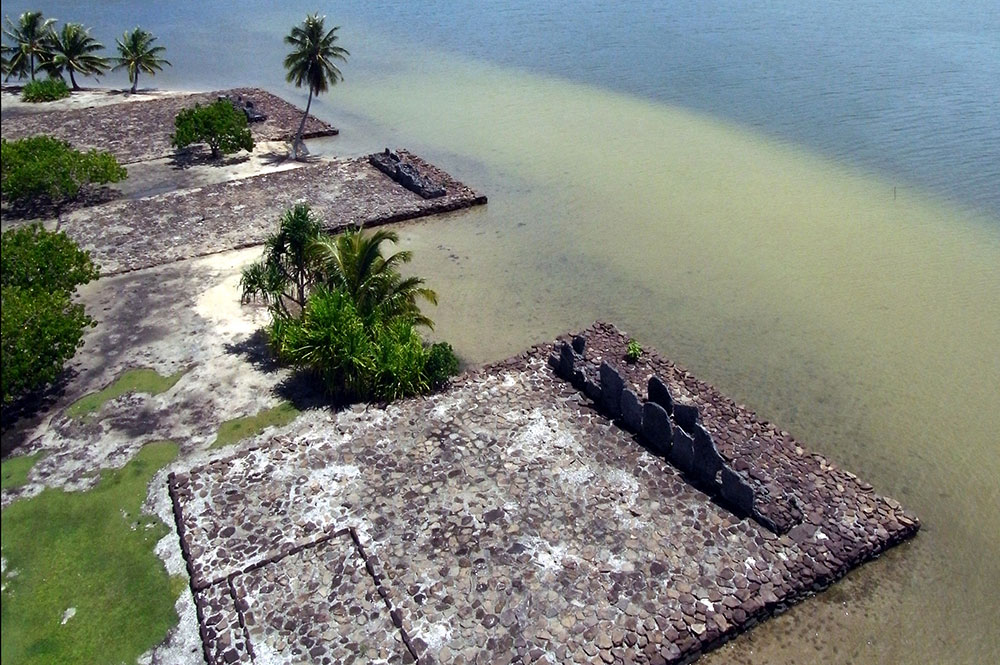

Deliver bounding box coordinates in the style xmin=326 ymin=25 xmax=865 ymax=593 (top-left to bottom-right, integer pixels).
xmin=0 ymin=87 xmax=337 ymax=164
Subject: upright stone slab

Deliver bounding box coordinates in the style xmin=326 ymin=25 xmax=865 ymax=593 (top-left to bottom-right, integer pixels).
xmin=572 ymin=335 xmax=587 ymax=354
xmin=691 ymin=424 xmax=724 ymax=489
xmin=582 ymin=371 xmax=602 ymax=402
xmin=642 ymin=401 xmax=673 ymax=456
xmin=670 ymin=428 xmax=695 ymax=473
xmin=673 ymin=399 xmax=700 ymax=433
xmin=558 ymin=342 xmax=576 ymax=380
xmin=648 ymin=375 xmax=674 ymax=415
xmin=620 ymin=389 xmax=643 ymax=432
xmin=600 ymin=361 xmax=625 ymax=417
xmin=720 ymin=467 xmax=755 ymax=517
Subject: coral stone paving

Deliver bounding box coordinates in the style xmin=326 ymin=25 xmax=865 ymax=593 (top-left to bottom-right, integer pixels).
xmin=0 ymin=87 xmax=337 ymax=164
xmin=58 ymin=151 xmax=486 ymax=275
xmin=168 ymin=324 xmax=918 ymax=665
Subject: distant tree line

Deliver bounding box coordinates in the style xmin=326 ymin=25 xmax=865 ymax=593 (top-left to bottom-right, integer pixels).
xmin=1 ymin=10 xmax=170 ymax=95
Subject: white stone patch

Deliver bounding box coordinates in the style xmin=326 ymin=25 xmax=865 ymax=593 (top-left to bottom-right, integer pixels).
xmin=60 ymin=607 xmax=76 ymax=625
xmin=503 ymin=408 xmax=582 ymax=462
xmin=521 ymin=535 xmax=579 ymax=573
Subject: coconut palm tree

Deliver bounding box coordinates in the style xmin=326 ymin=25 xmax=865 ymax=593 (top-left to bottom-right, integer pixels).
xmin=310 ymin=227 xmax=438 ymax=328
xmin=3 ymin=11 xmax=56 ymax=81
xmin=283 ymin=14 xmax=349 ymax=159
xmin=45 ymin=23 xmax=108 ymax=90
xmin=112 ymin=27 xmax=170 ymax=93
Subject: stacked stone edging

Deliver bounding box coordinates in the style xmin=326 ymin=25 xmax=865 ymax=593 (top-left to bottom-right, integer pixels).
xmin=549 ymin=334 xmax=788 ymax=533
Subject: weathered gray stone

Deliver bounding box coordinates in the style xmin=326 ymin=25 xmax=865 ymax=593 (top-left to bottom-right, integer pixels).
xmin=620 ymin=389 xmax=643 ymax=432
xmin=720 ymin=467 xmax=755 ymax=517
xmin=691 ymin=424 xmax=724 ymax=489
xmin=572 ymin=335 xmax=587 ymax=354
xmin=600 ymin=362 xmax=625 ymax=417
xmin=583 ymin=374 xmax=602 ymax=402
xmin=670 ymin=428 xmax=695 ymax=473
xmin=558 ymin=342 xmax=576 ymax=379
xmin=672 ymin=400 xmax=700 ymax=433
xmin=647 ymin=376 xmax=674 ymax=415
xmin=642 ymin=401 xmax=673 ymax=455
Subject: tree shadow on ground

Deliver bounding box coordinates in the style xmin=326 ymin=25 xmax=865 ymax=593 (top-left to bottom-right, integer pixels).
xmin=169 ymin=149 xmax=251 ymax=170
xmin=223 ymin=329 xmax=281 ymax=374
xmin=0 ymin=367 xmax=78 ymax=456
xmin=223 ymin=328 xmax=332 ymax=411
xmin=0 ymin=188 xmax=122 ymax=224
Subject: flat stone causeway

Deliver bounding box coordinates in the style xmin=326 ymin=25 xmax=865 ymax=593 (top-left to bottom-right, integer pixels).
xmin=0 ymin=87 xmax=337 ymax=164
xmin=60 ymin=151 xmax=486 ymax=275
xmin=169 ymin=324 xmax=918 ymax=664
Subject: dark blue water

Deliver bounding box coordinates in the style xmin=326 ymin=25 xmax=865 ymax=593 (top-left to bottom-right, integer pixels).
xmin=5 ymin=1 xmax=999 ymax=216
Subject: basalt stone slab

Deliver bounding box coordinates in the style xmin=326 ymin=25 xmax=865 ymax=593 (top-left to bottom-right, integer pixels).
xmin=670 ymin=427 xmax=696 ymax=473
xmin=642 ymin=401 xmax=673 ymax=455
xmin=582 ymin=372 xmax=603 ymax=402
xmin=600 ymin=361 xmax=625 ymax=417
xmin=620 ymin=389 xmax=643 ymax=432
xmin=572 ymin=335 xmax=587 ymax=354
xmin=691 ymin=424 xmax=724 ymax=489
xmin=558 ymin=342 xmax=576 ymax=380
xmin=673 ymin=400 xmax=700 ymax=433
xmin=648 ymin=375 xmax=674 ymax=415
xmin=720 ymin=467 xmax=755 ymax=517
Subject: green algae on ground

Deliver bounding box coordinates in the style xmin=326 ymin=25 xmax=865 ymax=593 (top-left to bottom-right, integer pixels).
xmin=210 ymin=402 xmax=300 ymax=449
xmin=0 ymin=453 xmax=43 ymax=491
xmin=0 ymin=441 xmax=180 ymax=665
xmin=66 ymin=368 xmax=187 ymax=420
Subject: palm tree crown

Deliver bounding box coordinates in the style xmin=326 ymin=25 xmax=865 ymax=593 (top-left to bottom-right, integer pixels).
xmin=283 ymin=14 xmax=348 ymax=158
xmin=112 ymin=27 xmax=170 ymax=93
xmin=3 ymin=11 xmax=57 ymax=81
xmin=46 ymin=23 xmax=108 ymax=90
xmin=310 ymin=228 xmax=438 ymax=328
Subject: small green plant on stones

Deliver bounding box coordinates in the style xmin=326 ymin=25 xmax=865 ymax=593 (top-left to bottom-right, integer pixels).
xmin=625 ymin=338 xmax=643 ymax=363
xmin=171 ymin=100 xmax=255 ymax=159
xmin=20 ymin=77 xmax=70 ymax=101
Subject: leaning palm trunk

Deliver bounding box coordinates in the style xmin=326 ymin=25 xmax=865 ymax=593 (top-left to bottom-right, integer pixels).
xmin=292 ymin=87 xmax=313 ymax=159
xmin=131 ymin=70 xmax=138 ymax=93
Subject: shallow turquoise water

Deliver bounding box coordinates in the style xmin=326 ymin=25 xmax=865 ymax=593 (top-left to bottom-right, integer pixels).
xmin=7 ymin=2 xmax=1000 ymax=662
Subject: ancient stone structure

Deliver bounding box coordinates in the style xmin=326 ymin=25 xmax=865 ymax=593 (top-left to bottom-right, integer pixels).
xmin=370 ymin=149 xmax=447 ymax=198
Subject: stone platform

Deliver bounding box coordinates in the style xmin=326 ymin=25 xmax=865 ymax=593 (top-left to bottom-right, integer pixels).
xmin=0 ymin=87 xmax=337 ymax=164
xmin=58 ymin=151 xmax=487 ymax=275
xmin=168 ymin=323 xmax=918 ymax=664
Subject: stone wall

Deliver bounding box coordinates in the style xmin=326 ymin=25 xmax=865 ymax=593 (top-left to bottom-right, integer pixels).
xmin=549 ymin=334 xmax=800 ymax=534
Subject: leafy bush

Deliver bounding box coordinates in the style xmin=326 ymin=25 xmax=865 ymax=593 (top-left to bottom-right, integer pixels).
xmin=625 ymin=339 xmax=643 ymax=363
xmin=426 ymin=342 xmax=459 ymax=388
xmin=271 ymin=286 xmax=435 ymax=401
xmin=2 ymin=225 xmax=99 ymax=404
xmin=1 ymin=136 xmax=127 ymax=208
xmin=21 ymin=78 xmax=71 ymax=102
xmin=171 ymin=100 xmax=254 ymax=158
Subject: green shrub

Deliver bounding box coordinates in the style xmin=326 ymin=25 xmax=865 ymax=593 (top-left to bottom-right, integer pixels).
xmin=1 ymin=136 xmax=127 ymax=209
xmin=426 ymin=342 xmax=459 ymax=388
xmin=625 ymin=338 xmax=643 ymax=363
xmin=20 ymin=78 xmax=71 ymax=102
xmin=171 ymin=100 xmax=254 ymax=158
xmin=1 ymin=225 xmax=99 ymax=404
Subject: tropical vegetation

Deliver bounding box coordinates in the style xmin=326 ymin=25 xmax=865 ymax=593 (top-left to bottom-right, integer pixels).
xmin=1 ymin=135 xmax=127 ymax=210
xmin=171 ymin=100 xmax=255 ymax=159
xmin=283 ymin=14 xmax=348 ymax=159
xmin=1 ymin=224 xmax=100 ymax=404
xmin=2 ymin=11 xmax=55 ymax=81
xmin=44 ymin=21 xmax=109 ymax=89
xmin=112 ymin=27 xmax=170 ymax=93
xmin=20 ymin=76 xmax=69 ymax=102
xmin=241 ymin=204 xmax=458 ymax=401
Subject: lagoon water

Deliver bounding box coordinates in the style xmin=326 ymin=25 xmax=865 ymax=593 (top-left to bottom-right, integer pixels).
xmin=10 ymin=1 xmax=1000 ymax=662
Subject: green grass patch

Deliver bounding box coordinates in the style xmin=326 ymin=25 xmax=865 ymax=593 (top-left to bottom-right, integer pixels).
xmin=1 ymin=441 xmax=180 ymax=665
xmin=210 ymin=402 xmax=300 ymax=449
xmin=1 ymin=453 xmax=43 ymax=491
xmin=66 ymin=368 xmax=187 ymax=421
